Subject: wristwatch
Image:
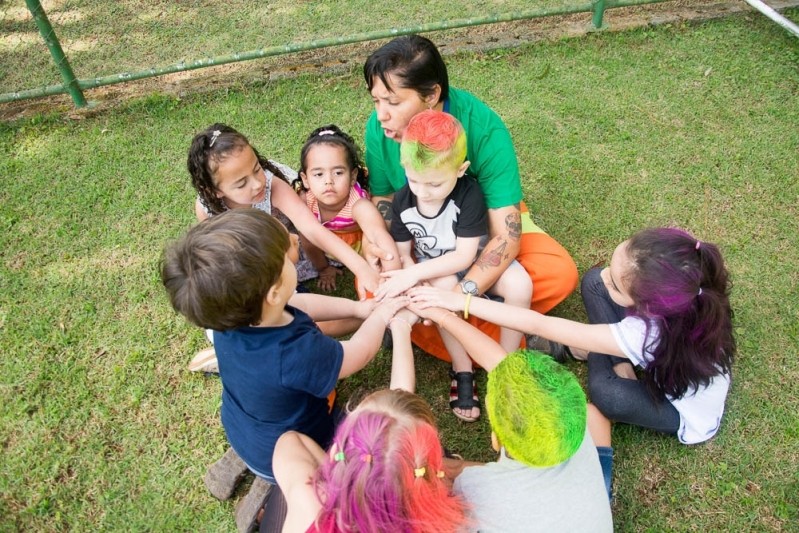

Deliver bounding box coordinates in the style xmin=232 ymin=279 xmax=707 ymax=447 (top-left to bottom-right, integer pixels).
xmin=460 ymin=279 xmax=479 ymax=295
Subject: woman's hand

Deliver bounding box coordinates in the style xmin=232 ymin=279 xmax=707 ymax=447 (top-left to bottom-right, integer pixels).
xmin=316 ymin=266 xmax=342 ymax=292
xmin=408 ymin=286 xmax=466 ymax=313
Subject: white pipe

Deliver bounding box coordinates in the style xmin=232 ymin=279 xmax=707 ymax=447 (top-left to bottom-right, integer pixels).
xmin=742 ymin=0 xmax=799 ymax=38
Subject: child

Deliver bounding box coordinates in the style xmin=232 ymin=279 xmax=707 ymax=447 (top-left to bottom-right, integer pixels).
xmin=187 ymin=123 xmax=380 ymax=297
xmin=375 ymin=110 xmax=532 ymax=423
xmin=273 ymin=389 xmax=467 ymax=533
xmin=160 ymin=209 xmax=407 ymax=531
xmin=296 ymin=125 xmax=401 ymax=292
xmin=412 ymin=297 xmax=612 ymax=530
xmin=410 ymin=227 xmax=735 ymax=446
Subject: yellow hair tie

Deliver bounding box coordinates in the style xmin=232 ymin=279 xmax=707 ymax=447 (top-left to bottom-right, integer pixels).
xmin=414 ymin=467 xmax=426 ymax=478
xmin=436 ymin=471 xmax=445 ymax=478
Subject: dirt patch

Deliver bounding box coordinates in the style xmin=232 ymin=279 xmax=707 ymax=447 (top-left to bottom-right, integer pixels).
xmin=2 ymin=0 xmax=797 ymax=121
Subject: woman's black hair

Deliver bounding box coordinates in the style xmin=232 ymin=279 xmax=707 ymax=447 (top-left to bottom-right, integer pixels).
xmin=363 ymin=35 xmax=449 ymax=102
xmin=187 ymin=123 xmax=292 ymax=215
xmin=297 ymin=124 xmax=368 ymax=191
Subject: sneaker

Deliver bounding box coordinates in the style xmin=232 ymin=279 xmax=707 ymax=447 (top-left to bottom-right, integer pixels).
xmin=525 ymin=335 xmax=573 ymax=364
xmin=188 ymin=347 xmax=218 ymax=373
xmin=204 ymin=447 xmax=248 ymax=501
xmin=235 ymin=476 xmax=273 ymax=533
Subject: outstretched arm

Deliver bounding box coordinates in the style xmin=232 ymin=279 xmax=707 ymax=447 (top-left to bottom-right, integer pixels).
xmin=339 ymin=297 xmax=409 ymax=378
xmin=289 ymin=293 xmax=373 ymax=322
xmin=360 ymin=194 xmax=398 ymax=272
xmin=387 ymin=309 xmax=418 ymax=392
xmin=273 ymin=431 xmax=325 ymax=533
xmin=353 ymin=198 xmax=402 ymax=272
xmin=409 ymin=286 xmax=626 ymax=358
xmin=272 ymin=178 xmax=380 ymax=297
xmin=411 ymin=304 xmax=507 ymax=372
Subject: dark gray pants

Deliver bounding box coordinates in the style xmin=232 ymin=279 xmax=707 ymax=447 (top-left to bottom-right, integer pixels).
xmin=581 ymin=268 xmax=680 ymax=434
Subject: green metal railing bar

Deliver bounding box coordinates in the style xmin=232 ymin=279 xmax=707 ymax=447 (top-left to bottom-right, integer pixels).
xmin=3 ymin=0 xmax=675 ymax=107
xmin=593 ymin=0 xmax=608 ymax=29
xmin=25 ymin=0 xmax=87 ymax=107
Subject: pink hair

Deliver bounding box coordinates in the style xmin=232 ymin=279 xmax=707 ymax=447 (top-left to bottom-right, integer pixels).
xmin=314 ymin=390 xmax=467 ymax=532
xmin=400 ymin=110 xmax=467 ymax=173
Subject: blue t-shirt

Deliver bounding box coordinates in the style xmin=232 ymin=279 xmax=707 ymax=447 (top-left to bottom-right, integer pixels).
xmin=213 ymin=305 xmax=344 ymax=478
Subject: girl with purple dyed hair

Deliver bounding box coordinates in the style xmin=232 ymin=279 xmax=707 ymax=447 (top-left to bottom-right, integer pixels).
xmin=410 ymin=227 xmax=735 ymax=447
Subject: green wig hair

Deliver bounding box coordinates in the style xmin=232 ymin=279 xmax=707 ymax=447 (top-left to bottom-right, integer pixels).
xmin=486 ymin=350 xmax=587 ymax=467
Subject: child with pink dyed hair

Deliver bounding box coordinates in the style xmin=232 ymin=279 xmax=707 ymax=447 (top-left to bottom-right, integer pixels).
xmin=272 ymin=316 xmax=468 ymax=533
xmin=374 ymin=110 xmax=532 ymax=423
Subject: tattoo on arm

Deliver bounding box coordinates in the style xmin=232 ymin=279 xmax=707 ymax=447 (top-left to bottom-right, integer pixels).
xmin=506 ymin=212 xmax=522 ymax=240
xmin=376 ymin=200 xmax=392 ymax=223
xmin=475 ymin=239 xmax=509 ymax=271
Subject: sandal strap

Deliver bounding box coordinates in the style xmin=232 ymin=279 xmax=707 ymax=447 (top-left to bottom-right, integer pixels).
xmin=449 ymin=370 xmax=479 ymax=409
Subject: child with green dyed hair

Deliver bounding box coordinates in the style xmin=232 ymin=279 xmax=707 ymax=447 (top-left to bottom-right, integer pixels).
xmin=409 ymin=305 xmax=612 ymax=532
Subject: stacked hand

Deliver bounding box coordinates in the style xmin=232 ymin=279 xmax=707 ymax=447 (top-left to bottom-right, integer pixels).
xmin=374 ymin=269 xmax=420 ymax=301
xmin=408 ymin=286 xmax=465 ymax=313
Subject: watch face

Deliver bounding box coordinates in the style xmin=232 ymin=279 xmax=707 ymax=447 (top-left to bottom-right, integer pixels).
xmin=461 ymin=280 xmax=478 ymax=295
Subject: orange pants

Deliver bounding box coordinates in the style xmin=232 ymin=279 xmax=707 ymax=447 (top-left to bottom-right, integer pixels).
xmin=411 ymin=203 xmax=578 ymax=362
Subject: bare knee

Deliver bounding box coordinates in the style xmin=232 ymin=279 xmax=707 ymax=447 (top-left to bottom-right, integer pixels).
xmin=490 ymin=262 xmax=532 ymax=306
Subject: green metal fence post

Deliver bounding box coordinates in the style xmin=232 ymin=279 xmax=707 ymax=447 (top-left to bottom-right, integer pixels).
xmin=26 ymin=0 xmax=87 ymax=108
xmin=592 ymin=0 xmax=607 ymax=29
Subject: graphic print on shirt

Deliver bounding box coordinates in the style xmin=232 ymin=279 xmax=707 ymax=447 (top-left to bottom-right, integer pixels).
xmin=399 ymin=200 xmax=460 ymax=259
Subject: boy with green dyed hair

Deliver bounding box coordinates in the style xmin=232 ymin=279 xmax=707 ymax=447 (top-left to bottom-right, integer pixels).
xmin=452 ymin=350 xmax=612 ymax=532
xmin=407 ymin=302 xmax=612 ymax=532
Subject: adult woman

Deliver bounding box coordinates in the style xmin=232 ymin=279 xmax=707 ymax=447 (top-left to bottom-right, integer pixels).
xmin=362 ymin=35 xmax=578 ymax=416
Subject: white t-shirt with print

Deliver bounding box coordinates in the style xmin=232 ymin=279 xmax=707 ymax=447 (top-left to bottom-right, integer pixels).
xmin=609 ymin=316 xmax=730 ymax=444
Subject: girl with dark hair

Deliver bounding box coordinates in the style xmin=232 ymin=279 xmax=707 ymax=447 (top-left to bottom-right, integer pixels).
xmin=410 ymin=227 xmax=735 ymax=446
xmin=186 ymin=123 xmax=381 ymax=299
xmin=361 ymin=35 xmax=580 ymax=405
xmin=296 ymin=125 xmax=401 ymax=292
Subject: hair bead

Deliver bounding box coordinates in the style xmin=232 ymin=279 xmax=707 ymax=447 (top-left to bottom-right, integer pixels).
xmin=414 ymin=467 xmax=426 ymax=478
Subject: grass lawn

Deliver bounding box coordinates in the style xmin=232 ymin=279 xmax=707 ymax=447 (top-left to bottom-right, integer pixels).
xmin=2 ymin=8 xmax=799 ymax=532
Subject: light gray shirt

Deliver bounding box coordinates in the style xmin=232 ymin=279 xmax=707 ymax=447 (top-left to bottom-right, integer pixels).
xmin=454 ymin=429 xmax=612 ymax=533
